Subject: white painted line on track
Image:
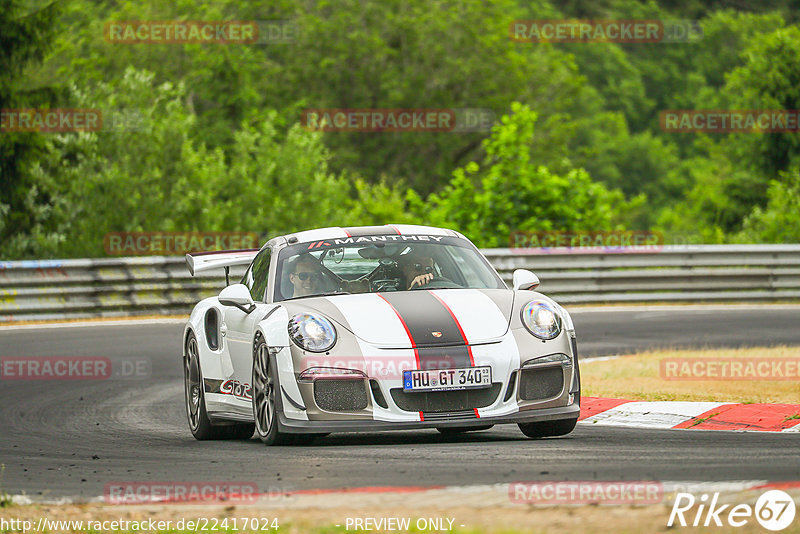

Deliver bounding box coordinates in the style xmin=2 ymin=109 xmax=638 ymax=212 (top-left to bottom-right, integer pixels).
xmin=0 ymin=318 xmax=186 ymax=331
xmin=581 ymin=355 xmax=621 ymax=364
xmin=9 ymin=480 xmax=797 ymax=506
xmin=567 ymin=304 xmax=800 ymax=313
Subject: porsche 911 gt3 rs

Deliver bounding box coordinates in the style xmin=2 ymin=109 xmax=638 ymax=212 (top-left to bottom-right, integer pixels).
xmin=182 ymin=225 xmax=581 ymax=444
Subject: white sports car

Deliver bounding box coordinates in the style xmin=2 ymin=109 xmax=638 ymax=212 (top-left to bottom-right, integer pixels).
xmin=183 ymin=225 xmax=581 ymax=445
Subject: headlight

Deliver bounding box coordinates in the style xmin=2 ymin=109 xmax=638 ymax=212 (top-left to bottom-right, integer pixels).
xmin=520 ymin=300 xmax=562 ymax=340
xmin=288 ymin=313 xmax=337 ymax=352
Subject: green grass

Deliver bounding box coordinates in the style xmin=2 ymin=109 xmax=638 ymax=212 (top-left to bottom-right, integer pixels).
xmin=0 ymin=465 xmax=11 ymax=508
xmin=582 ymin=345 xmax=800 ymax=404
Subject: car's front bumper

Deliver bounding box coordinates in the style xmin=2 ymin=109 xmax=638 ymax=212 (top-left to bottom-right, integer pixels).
xmin=276 ymin=402 xmax=580 ymax=433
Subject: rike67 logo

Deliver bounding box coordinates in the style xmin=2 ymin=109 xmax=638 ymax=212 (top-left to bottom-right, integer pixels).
xmin=668 ymin=490 xmax=796 ymax=531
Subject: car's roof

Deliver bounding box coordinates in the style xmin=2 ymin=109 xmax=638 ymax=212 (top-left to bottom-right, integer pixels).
xmin=274 ymin=225 xmax=466 ymax=246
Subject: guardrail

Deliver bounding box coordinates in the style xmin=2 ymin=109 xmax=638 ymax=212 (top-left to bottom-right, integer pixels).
xmin=1 ymin=245 xmax=799 ymax=322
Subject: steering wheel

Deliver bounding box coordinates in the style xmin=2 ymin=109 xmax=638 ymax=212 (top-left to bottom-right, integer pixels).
xmin=409 ymin=276 xmax=463 ymax=290
xmin=370 ymin=278 xmax=402 ymax=292
xmin=339 ymin=278 xmax=370 ymax=293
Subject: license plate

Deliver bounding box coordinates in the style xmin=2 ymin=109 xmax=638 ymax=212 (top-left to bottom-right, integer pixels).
xmin=403 ymin=366 xmax=492 ymax=392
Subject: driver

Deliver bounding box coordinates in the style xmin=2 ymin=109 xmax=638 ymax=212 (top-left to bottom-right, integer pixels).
xmin=398 ymin=250 xmax=438 ymax=289
xmin=288 ymin=254 xmax=324 ymax=298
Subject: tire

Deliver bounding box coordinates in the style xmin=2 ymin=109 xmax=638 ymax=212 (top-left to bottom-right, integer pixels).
xmin=225 ymin=423 xmax=256 ymax=440
xmin=436 ymin=425 xmax=493 ymax=435
xmin=292 ymin=433 xmax=330 ymax=445
xmin=518 ymin=417 xmax=578 ymax=438
xmin=184 ymin=332 xmax=254 ymax=440
xmin=252 ymin=336 xmax=293 ymax=446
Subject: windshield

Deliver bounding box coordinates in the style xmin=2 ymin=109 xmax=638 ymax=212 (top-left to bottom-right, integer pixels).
xmin=273 ymin=236 xmax=504 ymax=301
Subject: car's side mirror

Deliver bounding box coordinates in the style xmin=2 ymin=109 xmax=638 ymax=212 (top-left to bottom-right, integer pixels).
xmin=219 ymin=283 xmax=256 ymax=313
xmin=512 ymin=269 xmax=540 ymax=291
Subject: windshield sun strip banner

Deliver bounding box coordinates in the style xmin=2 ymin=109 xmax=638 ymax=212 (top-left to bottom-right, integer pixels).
xmin=304 ymin=234 xmax=449 ymax=250
xmin=342 ymin=225 xmax=402 ymax=237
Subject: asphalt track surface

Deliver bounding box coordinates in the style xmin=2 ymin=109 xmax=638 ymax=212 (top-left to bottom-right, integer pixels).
xmin=1 ymin=306 xmax=799 ymax=500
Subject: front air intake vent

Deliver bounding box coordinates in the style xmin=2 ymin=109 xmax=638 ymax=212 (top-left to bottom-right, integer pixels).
xmin=390 ymin=384 xmax=502 ymax=413
xmin=370 ymin=379 xmax=388 ymax=409
xmin=314 ymin=380 xmax=369 ymax=412
xmin=503 ymin=371 xmax=517 ymax=402
xmin=519 ymin=367 xmax=563 ymax=401
xmin=204 ymin=309 xmax=220 ymax=350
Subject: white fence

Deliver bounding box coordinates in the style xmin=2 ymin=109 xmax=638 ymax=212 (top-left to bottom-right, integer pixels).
xmin=1 ymin=245 xmax=799 ymax=322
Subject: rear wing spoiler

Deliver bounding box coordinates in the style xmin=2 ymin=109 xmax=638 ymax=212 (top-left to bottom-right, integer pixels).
xmin=186 ymin=248 xmax=259 ymax=284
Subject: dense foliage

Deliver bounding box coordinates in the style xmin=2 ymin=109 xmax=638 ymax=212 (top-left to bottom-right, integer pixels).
xmin=1 ymin=0 xmax=799 ymax=257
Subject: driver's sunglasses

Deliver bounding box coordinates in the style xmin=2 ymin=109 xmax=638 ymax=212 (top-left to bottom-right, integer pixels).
xmin=413 ymin=263 xmax=433 ymax=273
xmin=294 ymin=272 xmax=320 ymax=281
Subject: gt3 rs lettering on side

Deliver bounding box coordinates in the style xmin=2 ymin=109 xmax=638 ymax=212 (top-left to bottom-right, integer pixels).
xmin=182 ymin=225 xmax=581 ymax=444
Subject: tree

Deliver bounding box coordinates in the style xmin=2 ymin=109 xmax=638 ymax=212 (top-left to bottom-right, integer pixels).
xmin=0 ymin=0 xmax=62 ymax=255
xmin=12 ymin=67 xmax=420 ymax=258
xmin=425 ymin=103 xmax=639 ymax=247
xmin=736 ymin=167 xmax=800 ymax=243
xmin=725 ymin=25 xmax=800 ymax=176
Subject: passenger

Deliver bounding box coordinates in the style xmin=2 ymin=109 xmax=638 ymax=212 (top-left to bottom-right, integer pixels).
xmin=288 ymin=255 xmax=324 ymax=298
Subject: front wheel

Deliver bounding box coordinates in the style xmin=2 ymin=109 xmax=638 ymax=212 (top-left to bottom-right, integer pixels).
xmin=518 ymin=418 xmax=578 ymax=439
xmin=252 ymin=337 xmax=292 ymax=445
